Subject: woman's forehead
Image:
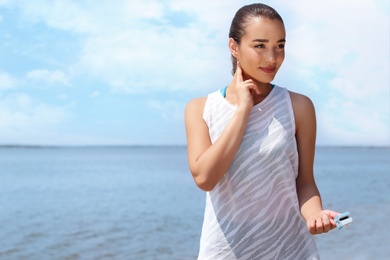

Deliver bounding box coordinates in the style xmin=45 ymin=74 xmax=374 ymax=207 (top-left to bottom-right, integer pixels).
xmin=242 ymin=17 xmax=285 ymax=39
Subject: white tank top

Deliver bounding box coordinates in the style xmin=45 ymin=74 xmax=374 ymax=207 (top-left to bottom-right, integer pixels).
xmin=198 ymin=86 xmax=319 ymax=260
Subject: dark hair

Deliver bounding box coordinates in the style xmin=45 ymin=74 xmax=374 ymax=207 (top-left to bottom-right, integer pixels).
xmin=229 ymin=3 xmax=284 ymax=74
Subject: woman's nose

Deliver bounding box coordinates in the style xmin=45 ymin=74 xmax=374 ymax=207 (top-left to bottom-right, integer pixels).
xmin=266 ymin=49 xmax=277 ymax=64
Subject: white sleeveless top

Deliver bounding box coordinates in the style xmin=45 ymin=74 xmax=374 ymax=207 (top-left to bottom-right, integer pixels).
xmin=198 ymin=86 xmax=319 ymax=260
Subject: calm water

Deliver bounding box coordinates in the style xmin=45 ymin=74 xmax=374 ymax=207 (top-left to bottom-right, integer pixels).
xmin=0 ymin=146 xmax=389 ymax=260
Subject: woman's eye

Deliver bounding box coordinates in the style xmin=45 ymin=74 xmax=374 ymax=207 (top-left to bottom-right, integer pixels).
xmin=255 ymin=44 xmax=265 ymax=48
xmin=277 ymin=44 xmax=285 ymax=49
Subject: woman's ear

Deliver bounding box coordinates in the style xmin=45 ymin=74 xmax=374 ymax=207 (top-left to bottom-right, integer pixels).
xmin=228 ymin=38 xmax=239 ymax=59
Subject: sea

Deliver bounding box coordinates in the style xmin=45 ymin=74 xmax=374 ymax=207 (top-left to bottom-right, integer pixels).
xmin=0 ymin=146 xmax=389 ymax=260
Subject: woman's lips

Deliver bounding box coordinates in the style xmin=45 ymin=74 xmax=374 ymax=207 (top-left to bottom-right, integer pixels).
xmin=260 ymin=67 xmax=276 ymax=73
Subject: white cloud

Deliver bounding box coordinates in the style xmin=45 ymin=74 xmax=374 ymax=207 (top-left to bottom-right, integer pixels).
xmin=13 ymin=0 xmax=93 ymax=33
xmin=0 ymin=93 xmax=70 ymax=143
xmin=0 ymin=72 xmax=17 ymax=89
xmin=1 ymin=0 xmax=240 ymax=93
xmin=58 ymin=94 xmax=69 ymax=100
xmin=75 ymin=25 xmax=229 ymax=94
xmin=277 ymin=0 xmax=389 ymax=146
xmin=26 ymin=69 xmax=70 ymax=86
xmin=0 ymin=0 xmax=388 ymax=145
xmin=3 ymin=0 xmax=388 ymax=93
xmin=0 ymin=93 xmax=67 ymax=125
xmin=284 ymin=0 xmax=388 ymax=85
xmin=318 ymin=105 xmax=389 ymax=146
xmin=146 ymin=99 xmax=185 ymax=121
xmin=123 ymin=1 xmax=165 ymax=20
xmin=89 ymin=91 xmax=100 ymax=98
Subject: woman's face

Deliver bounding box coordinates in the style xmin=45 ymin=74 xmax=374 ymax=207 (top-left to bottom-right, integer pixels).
xmin=233 ymin=17 xmax=286 ymax=83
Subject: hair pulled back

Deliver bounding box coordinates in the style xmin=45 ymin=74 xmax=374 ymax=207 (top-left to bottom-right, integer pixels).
xmin=229 ymin=3 xmax=284 ymax=75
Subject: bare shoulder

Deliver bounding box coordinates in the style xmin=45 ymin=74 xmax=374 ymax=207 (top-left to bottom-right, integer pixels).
xmin=288 ymin=91 xmax=316 ymax=132
xmin=185 ymin=95 xmax=211 ymax=157
xmin=185 ymin=96 xmax=208 ymax=118
xmin=288 ymin=91 xmax=315 ymax=112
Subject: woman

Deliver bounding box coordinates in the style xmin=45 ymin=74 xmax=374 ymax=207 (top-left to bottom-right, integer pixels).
xmin=185 ymin=3 xmax=338 ymax=260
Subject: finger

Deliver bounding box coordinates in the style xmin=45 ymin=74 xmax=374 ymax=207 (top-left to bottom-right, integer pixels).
xmin=308 ymin=219 xmax=316 ymax=235
xmin=235 ymin=61 xmax=244 ymax=83
xmin=322 ymin=214 xmax=331 ymax=233
xmin=329 ymin=218 xmax=337 ymax=229
xmin=325 ymin=210 xmax=340 ymax=219
xmin=252 ymin=83 xmax=261 ymax=95
xmin=244 ymin=81 xmax=260 ymax=99
xmin=316 ymin=217 xmax=323 ymax=234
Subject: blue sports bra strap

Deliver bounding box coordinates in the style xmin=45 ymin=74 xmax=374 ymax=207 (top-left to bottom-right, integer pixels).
xmin=220 ymin=86 xmax=228 ymax=98
xmin=220 ymin=84 xmax=273 ymax=98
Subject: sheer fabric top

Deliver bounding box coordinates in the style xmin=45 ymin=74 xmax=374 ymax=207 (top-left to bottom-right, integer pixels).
xmin=198 ymin=86 xmax=319 ymax=260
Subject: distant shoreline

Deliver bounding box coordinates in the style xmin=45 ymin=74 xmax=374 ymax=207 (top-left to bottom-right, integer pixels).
xmin=0 ymin=144 xmax=187 ymax=149
xmin=0 ymin=144 xmax=389 ymax=149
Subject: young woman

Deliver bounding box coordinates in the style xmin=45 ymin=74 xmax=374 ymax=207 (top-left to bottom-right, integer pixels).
xmin=185 ymin=3 xmax=339 ymax=260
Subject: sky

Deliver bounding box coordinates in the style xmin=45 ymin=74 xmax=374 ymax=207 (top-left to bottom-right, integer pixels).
xmin=0 ymin=0 xmax=389 ymax=146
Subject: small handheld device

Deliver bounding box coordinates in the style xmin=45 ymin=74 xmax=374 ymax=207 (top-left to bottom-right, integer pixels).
xmin=334 ymin=212 xmax=353 ymax=230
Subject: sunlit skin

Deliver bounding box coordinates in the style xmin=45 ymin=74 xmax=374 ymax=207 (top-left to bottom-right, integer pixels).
xmin=185 ymin=16 xmax=339 ymax=235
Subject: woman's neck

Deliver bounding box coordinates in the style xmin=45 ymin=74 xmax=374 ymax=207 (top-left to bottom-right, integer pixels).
xmin=226 ymin=79 xmax=273 ymax=105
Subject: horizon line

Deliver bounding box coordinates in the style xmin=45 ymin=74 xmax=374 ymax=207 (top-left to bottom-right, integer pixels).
xmin=0 ymin=144 xmax=389 ymax=149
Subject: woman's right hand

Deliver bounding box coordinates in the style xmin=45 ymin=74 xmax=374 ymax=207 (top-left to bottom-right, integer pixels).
xmin=234 ymin=61 xmax=260 ymax=112
xmin=185 ymin=61 xmax=256 ymax=191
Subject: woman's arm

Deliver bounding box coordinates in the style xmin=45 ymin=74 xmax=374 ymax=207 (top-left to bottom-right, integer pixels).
xmin=290 ymin=92 xmax=339 ymax=234
xmin=185 ymin=62 xmax=258 ymax=191
xmin=185 ymin=98 xmax=250 ymax=191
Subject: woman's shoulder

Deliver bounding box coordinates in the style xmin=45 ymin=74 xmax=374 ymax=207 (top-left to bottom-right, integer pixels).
xmin=287 ymin=90 xmax=316 ymax=131
xmin=185 ymin=96 xmax=208 ymax=117
xmin=185 ymin=89 xmax=222 ymax=115
xmin=288 ymin=90 xmax=315 ymax=112
xmin=186 ymin=96 xmax=208 ymax=109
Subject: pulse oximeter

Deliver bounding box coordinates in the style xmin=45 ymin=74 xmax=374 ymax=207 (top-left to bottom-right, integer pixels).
xmin=334 ymin=211 xmax=353 ymax=230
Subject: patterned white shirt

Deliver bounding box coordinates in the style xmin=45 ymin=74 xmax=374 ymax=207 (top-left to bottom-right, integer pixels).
xmin=198 ymin=86 xmax=319 ymax=260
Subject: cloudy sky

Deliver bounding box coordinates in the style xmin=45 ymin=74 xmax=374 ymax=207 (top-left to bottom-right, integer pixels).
xmin=0 ymin=0 xmax=389 ymax=146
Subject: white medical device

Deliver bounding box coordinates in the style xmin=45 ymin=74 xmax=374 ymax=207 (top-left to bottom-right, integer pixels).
xmin=334 ymin=212 xmax=353 ymax=230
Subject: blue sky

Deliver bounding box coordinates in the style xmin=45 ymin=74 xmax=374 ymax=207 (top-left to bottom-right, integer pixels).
xmin=0 ymin=0 xmax=389 ymax=146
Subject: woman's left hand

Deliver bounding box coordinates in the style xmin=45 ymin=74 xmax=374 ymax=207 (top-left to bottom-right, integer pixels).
xmin=306 ymin=210 xmax=339 ymax=234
